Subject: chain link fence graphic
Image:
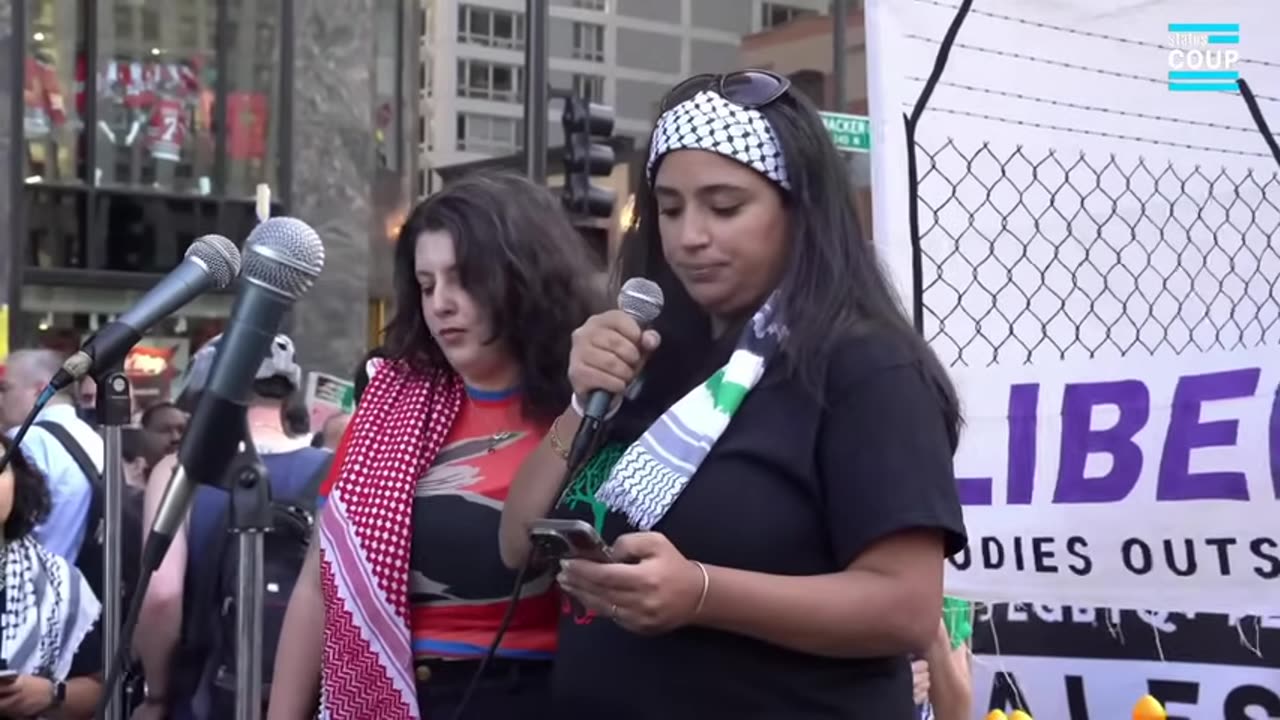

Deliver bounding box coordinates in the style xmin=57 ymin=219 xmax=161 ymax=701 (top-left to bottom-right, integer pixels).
xmin=913 ymin=139 xmax=1280 ymax=368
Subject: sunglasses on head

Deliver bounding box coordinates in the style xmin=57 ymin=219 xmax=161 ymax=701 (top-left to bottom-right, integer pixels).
xmin=659 ymin=70 xmax=791 ymax=115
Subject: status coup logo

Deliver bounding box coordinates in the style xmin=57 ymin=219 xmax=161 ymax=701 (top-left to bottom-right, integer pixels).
xmin=1166 ymin=23 xmax=1240 ymax=92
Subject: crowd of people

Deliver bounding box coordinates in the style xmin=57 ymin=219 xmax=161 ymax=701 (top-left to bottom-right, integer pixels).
xmin=1 ymin=68 xmax=976 ymax=720
xmin=0 ymin=338 xmax=349 ymax=719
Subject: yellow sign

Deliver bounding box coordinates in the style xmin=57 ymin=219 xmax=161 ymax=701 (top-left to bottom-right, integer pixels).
xmin=0 ymin=304 xmax=9 ymax=361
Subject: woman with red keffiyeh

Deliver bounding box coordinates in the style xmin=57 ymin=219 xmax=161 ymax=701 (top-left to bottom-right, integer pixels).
xmin=266 ymin=171 xmax=601 ymax=720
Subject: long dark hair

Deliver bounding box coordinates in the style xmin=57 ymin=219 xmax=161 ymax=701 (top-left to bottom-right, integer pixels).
xmin=0 ymin=435 xmax=52 ymax=540
xmin=384 ymin=171 xmax=604 ymax=423
xmin=611 ymin=78 xmax=960 ymax=444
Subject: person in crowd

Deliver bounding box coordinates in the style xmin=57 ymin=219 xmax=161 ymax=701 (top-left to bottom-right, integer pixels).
xmin=138 ymin=401 xmax=188 ymax=469
xmin=267 ymin=171 xmax=601 ymax=720
xmin=281 ymin=392 xmax=313 ymax=439
xmin=913 ymin=598 xmax=974 ymax=719
xmin=500 ymin=70 xmax=967 ymax=718
xmin=312 ymin=412 xmax=348 ymax=451
xmin=133 ymin=334 xmax=333 ymax=720
xmin=0 ymin=349 xmax=102 ymax=560
xmin=75 ymin=376 xmax=97 ymax=425
xmin=121 ymin=427 xmax=150 ymax=488
xmin=0 ymin=433 xmax=103 ymax=717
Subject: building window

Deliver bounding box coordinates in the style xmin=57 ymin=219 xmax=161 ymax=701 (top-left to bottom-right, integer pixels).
xmin=572 ymin=73 xmax=605 ymax=102
xmin=457 ymin=5 xmax=525 ymax=50
xmin=456 ymin=59 xmax=523 ymax=103
xmin=573 ymin=0 xmax=607 ymax=9
xmin=418 ymin=116 xmax=426 ymax=144
xmin=456 ymin=113 xmax=524 ymax=154
xmin=761 ymin=3 xmax=818 ymax=29
xmin=572 ymin=22 xmax=605 ymax=62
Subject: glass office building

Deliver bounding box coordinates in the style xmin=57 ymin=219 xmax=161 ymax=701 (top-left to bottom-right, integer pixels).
xmin=5 ymin=0 xmax=412 ymax=401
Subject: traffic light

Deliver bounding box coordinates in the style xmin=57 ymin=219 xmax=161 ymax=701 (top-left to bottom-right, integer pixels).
xmin=561 ymin=96 xmax=616 ymax=219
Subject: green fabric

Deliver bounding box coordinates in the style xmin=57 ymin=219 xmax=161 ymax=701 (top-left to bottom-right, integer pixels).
xmin=558 ymin=442 xmax=627 ymax=532
xmin=942 ymin=596 xmax=973 ymax=649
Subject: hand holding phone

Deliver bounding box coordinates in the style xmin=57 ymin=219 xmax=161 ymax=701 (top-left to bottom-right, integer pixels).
xmin=0 ymin=669 xmax=20 ymax=685
xmin=529 ymin=519 xmax=613 ymax=563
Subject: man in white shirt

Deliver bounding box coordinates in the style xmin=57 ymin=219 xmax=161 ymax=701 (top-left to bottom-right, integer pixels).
xmin=0 ymin=349 xmax=103 ymax=559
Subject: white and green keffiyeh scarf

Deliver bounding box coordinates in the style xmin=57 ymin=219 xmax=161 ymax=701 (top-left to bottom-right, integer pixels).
xmin=596 ymin=292 xmax=787 ymax=529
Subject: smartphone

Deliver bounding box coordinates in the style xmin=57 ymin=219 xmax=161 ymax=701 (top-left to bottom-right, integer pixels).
xmin=0 ymin=669 xmax=18 ymax=685
xmin=529 ymin=519 xmax=614 ymax=563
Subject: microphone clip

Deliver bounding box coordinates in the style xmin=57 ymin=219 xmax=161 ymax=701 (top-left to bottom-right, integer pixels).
xmin=226 ymin=450 xmax=275 ymax=534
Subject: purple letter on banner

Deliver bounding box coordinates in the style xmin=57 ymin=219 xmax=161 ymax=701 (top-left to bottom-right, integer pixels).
xmin=956 ymin=383 xmax=1041 ymax=505
xmin=1269 ymin=381 xmax=1280 ymax=500
xmin=1006 ymin=384 xmax=1038 ymax=504
xmin=1158 ymin=369 xmax=1259 ymax=501
xmin=1054 ymin=380 xmax=1149 ymax=503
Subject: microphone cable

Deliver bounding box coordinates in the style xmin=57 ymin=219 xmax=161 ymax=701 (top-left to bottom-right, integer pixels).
xmin=451 ymin=370 xmax=649 ymax=718
xmin=450 ymin=441 xmax=595 ymax=720
xmin=93 ymin=539 xmax=168 ymax=719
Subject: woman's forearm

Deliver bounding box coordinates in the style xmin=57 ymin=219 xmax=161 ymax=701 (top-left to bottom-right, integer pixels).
xmin=266 ymin=542 xmax=325 ymax=720
xmin=498 ymin=407 xmax=581 ymax=569
xmin=135 ymin=454 xmax=185 ymax=697
xmin=133 ymin=579 xmax=182 ymax=697
xmin=696 ymin=562 xmax=941 ymax=658
xmin=926 ymin=629 xmax=972 ymax=720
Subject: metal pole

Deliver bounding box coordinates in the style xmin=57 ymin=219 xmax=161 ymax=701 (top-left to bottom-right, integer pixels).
xmin=101 ymin=426 xmax=123 ymax=720
xmin=832 ymin=0 xmax=848 ymax=111
xmin=235 ymin=533 xmax=265 ymax=720
xmin=524 ymin=0 xmax=549 ymax=182
xmin=98 ymin=371 xmax=131 ymax=720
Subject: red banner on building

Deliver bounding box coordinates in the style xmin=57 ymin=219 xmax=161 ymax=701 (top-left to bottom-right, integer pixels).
xmin=227 ymin=91 xmax=268 ymax=160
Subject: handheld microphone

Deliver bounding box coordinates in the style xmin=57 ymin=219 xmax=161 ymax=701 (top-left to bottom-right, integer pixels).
xmin=49 ymin=235 xmax=241 ymax=392
xmin=567 ymin=278 xmax=664 ymax=468
xmin=146 ymin=217 xmax=325 ymax=567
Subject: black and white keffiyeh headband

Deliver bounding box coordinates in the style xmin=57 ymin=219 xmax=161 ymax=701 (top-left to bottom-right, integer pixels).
xmin=646 ymin=90 xmax=792 ymax=190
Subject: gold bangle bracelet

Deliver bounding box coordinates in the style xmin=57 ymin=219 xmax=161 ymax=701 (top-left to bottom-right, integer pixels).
xmin=692 ymin=560 xmax=710 ymax=615
xmin=548 ymin=414 xmax=570 ymax=461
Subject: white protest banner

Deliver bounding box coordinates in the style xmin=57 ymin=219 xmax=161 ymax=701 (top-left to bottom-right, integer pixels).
xmin=969 ymin=604 xmax=1280 ymax=719
xmin=945 ymin=346 xmax=1279 ymax=615
xmin=864 ymin=0 xmax=1280 ymax=714
xmin=864 ymin=0 xmax=1280 ymax=616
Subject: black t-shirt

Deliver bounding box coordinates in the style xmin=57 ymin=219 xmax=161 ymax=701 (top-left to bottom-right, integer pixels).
xmin=550 ymin=331 xmax=967 ymax=719
xmin=68 ymin=613 xmax=102 ymax=677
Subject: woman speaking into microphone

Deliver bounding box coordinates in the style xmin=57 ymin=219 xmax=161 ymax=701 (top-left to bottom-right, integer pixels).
xmin=500 ymin=70 xmax=967 ymax=718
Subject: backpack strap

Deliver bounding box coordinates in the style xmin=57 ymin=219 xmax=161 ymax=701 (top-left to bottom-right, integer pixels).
xmin=34 ymin=421 xmax=102 ymax=482
xmin=34 ymin=421 xmax=103 ymax=557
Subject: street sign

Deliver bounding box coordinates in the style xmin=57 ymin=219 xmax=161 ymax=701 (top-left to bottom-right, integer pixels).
xmin=820 ymin=111 xmax=871 ymax=153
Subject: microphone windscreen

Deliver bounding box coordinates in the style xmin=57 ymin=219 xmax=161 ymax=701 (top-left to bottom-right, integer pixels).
xmin=618 ymin=277 xmax=663 ymax=327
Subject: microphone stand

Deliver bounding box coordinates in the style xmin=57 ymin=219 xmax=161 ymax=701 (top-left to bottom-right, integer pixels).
xmin=225 ymin=446 xmax=273 ymax=720
xmin=94 ymin=365 xmax=131 ymax=720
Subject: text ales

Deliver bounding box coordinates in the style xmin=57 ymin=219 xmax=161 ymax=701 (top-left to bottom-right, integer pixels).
xmin=971 ymin=604 xmax=1279 ymax=720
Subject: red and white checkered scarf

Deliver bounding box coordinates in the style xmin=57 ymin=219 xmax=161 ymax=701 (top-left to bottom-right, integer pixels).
xmin=317 ymin=360 xmax=463 ymax=719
